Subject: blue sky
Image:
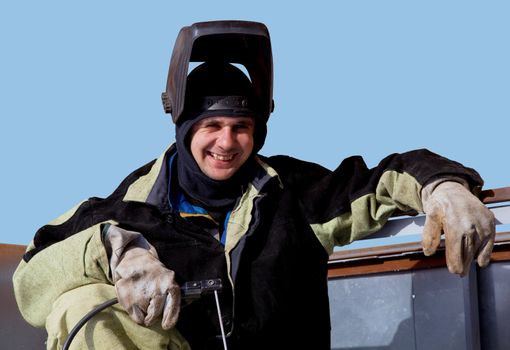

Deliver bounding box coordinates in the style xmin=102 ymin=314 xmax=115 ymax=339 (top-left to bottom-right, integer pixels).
xmin=1 ymin=1 xmax=508 ymax=245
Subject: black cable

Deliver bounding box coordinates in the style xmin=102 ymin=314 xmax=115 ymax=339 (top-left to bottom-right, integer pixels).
xmin=61 ymin=279 xmax=222 ymax=349
xmin=61 ymin=298 xmax=118 ymax=350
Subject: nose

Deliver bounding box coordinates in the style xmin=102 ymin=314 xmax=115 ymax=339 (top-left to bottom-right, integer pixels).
xmin=217 ymin=126 xmax=235 ymax=149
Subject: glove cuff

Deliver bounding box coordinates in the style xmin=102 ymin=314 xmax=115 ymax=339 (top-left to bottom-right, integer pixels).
xmin=103 ymin=225 xmax=157 ymax=277
xmin=421 ymin=177 xmax=470 ymax=213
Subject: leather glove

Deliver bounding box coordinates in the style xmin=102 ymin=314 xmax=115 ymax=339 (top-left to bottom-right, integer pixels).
xmin=104 ymin=225 xmax=181 ymax=329
xmin=421 ymin=179 xmax=495 ymax=276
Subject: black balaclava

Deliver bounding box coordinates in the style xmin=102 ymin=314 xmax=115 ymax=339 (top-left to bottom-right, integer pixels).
xmin=175 ymin=61 xmax=267 ymax=210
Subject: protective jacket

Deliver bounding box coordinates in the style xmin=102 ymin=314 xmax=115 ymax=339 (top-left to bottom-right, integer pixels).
xmin=13 ymin=145 xmax=483 ymax=349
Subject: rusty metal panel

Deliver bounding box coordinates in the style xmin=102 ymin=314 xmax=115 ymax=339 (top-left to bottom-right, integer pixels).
xmin=0 ymin=244 xmax=47 ymax=349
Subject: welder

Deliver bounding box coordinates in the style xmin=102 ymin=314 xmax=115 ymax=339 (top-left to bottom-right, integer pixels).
xmin=13 ymin=20 xmax=495 ymax=349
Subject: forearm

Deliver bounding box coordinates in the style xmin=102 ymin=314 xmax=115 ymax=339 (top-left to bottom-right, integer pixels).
xmin=311 ymin=170 xmax=423 ymax=253
xmin=13 ymin=223 xmax=112 ymax=327
xmin=307 ymin=149 xmax=484 ymax=254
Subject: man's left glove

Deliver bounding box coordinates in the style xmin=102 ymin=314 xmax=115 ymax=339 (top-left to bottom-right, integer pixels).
xmin=421 ymin=180 xmax=496 ymax=276
xmin=104 ymin=225 xmax=181 ymax=330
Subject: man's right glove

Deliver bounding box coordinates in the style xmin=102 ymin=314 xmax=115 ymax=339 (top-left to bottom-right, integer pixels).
xmin=104 ymin=225 xmax=181 ymax=330
xmin=421 ymin=179 xmax=496 ymax=276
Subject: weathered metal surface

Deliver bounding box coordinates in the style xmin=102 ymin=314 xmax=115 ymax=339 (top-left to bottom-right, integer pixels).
xmin=359 ymin=203 xmax=509 ymax=241
xmin=328 ymin=260 xmax=510 ymax=350
xmin=328 ymin=186 xmax=510 ymax=350
xmin=0 ymin=244 xmax=46 ymax=349
xmin=478 ymin=260 xmax=510 ymax=350
xmin=480 ymin=187 xmax=510 ymax=204
xmin=329 ymin=272 xmax=415 ymax=349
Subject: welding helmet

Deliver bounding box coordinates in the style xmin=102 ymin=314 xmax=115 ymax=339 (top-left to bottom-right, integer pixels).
xmin=161 ymin=20 xmax=274 ymax=124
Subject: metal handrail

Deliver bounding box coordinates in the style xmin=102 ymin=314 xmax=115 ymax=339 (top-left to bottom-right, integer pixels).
xmin=328 ymin=187 xmax=510 ymax=277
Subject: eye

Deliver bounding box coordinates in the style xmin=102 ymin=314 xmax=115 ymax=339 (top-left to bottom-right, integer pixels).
xmin=233 ymin=124 xmax=248 ymax=131
xmin=202 ymin=121 xmax=221 ymax=130
xmin=233 ymin=121 xmax=254 ymax=132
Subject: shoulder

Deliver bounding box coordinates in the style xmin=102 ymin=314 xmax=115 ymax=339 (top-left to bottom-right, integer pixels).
xmin=108 ymin=145 xmax=176 ymax=200
xmin=260 ymin=154 xmax=331 ymax=186
xmin=107 ymin=158 xmax=158 ymax=199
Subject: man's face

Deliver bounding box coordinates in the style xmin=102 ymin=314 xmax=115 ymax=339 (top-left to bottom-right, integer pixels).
xmin=190 ymin=116 xmax=255 ymax=181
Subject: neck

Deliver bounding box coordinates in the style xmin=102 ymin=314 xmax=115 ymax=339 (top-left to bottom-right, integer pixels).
xmin=175 ymin=150 xmax=254 ymax=210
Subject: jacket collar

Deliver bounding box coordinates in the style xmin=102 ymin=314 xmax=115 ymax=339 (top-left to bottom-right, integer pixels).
xmin=122 ymin=145 xmax=173 ymax=206
xmin=122 ymin=144 xmax=282 ymax=207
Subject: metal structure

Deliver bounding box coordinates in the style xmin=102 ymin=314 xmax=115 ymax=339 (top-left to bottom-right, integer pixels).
xmin=328 ymin=187 xmax=510 ymax=349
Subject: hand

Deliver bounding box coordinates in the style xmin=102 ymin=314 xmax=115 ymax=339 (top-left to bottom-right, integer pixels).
xmin=421 ymin=180 xmax=495 ymax=276
xmin=105 ymin=225 xmax=181 ymax=329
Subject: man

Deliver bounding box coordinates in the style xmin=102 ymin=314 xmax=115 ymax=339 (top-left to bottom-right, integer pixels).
xmin=13 ymin=20 xmax=495 ymax=350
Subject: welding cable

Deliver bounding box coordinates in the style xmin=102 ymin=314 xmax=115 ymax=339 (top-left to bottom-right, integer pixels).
xmin=61 ymin=279 xmax=224 ymax=350
xmin=61 ymin=298 xmax=118 ymax=350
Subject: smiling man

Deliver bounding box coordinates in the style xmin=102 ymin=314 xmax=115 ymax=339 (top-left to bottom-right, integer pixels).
xmin=13 ymin=20 xmax=495 ymax=350
xmin=190 ymin=116 xmax=255 ymax=181
xmin=172 ymin=60 xmax=267 ymax=217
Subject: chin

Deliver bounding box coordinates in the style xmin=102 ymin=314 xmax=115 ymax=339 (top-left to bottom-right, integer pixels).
xmin=207 ymin=170 xmax=236 ymax=181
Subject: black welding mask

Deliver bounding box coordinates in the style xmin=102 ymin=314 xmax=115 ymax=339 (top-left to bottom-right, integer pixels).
xmin=161 ymin=20 xmax=274 ymax=124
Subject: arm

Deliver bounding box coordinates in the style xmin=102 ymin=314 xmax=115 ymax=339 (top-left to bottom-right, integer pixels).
xmin=14 ymin=220 xmax=181 ymax=331
xmin=272 ymin=149 xmax=493 ymax=275
xmin=13 ymin=222 xmax=112 ymax=327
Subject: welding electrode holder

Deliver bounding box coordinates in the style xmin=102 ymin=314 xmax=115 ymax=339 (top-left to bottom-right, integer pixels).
xmin=61 ymin=279 xmax=224 ymax=350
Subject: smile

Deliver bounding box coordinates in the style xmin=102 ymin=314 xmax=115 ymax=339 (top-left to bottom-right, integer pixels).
xmin=209 ymin=152 xmax=236 ymax=161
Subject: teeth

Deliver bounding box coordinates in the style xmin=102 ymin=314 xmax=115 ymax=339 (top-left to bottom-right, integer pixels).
xmin=211 ymin=152 xmax=234 ymax=161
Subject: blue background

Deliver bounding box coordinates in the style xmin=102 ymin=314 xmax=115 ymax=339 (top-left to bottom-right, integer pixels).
xmin=1 ymin=1 xmax=508 ymax=245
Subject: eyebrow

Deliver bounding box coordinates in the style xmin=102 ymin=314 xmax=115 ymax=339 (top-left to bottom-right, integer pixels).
xmin=200 ymin=117 xmax=254 ymax=126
